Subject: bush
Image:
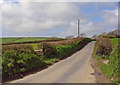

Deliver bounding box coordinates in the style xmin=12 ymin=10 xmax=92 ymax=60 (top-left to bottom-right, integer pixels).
xmin=2 ymin=44 xmax=46 ymax=78
xmin=39 ymin=38 xmax=92 ymax=58
xmin=78 ymin=38 xmax=92 ymax=47
xmin=43 ymin=38 xmax=92 ymax=59
xmin=41 ymin=42 xmax=58 ymax=57
xmin=96 ymin=36 xmax=112 ymax=56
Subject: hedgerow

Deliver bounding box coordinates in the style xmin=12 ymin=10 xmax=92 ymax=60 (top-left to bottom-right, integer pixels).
xmin=93 ymin=37 xmax=120 ymax=84
xmin=2 ymin=37 xmax=92 ymax=80
xmin=100 ymin=42 xmax=120 ymax=83
xmin=96 ymin=36 xmax=112 ymax=56
xmin=2 ymin=45 xmax=46 ymax=79
xmin=40 ymin=38 xmax=92 ymax=58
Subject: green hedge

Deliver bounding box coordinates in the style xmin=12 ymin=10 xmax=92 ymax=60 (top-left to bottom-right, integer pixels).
xmin=93 ymin=38 xmax=120 ymax=84
xmin=100 ymin=42 xmax=120 ymax=83
xmin=2 ymin=45 xmax=46 ymax=78
xmin=44 ymin=38 xmax=92 ymax=59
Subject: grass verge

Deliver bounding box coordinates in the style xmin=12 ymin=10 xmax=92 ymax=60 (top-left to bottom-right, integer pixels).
xmin=92 ymin=38 xmax=120 ymax=84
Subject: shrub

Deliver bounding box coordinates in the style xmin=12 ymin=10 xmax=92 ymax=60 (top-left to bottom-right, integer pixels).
xmin=100 ymin=42 xmax=120 ymax=83
xmin=39 ymin=38 xmax=92 ymax=58
xmin=41 ymin=42 xmax=58 ymax=57
xmin=96 ymin=36 xmax=112 ymax=56
xmin=78 ymin=38 xmax=92 ymax=47
xmin=46 ymin=37 xmax=84 ymax=46
xmin=2 ymin=44 xmax=46 ymax=78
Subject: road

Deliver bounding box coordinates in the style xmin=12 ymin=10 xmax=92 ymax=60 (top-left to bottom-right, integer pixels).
xmin=10 ymin=41 xmax=96 ymax=83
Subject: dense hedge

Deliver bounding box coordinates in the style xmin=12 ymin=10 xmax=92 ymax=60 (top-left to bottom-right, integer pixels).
xmin=2 ymin=45 xmax=46 ymax=78
xmin=93 ymin=38 xmax=119 ymax=83
xmin=41 ymin=38 xmax=92 ymax=58
xmin=100 ymin=42 xmax=120 ymax=83
xmin=96 ymin=36 xmax=112 ymax=56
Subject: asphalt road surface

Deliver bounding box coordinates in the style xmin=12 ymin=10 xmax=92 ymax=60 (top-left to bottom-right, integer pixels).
xmin=10 ymin=41 xmax=96 ymax=83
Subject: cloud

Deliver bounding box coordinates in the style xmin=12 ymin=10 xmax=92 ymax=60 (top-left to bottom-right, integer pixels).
xmin=2 ymin=2 xmax=80 ymax=34
xmin=9 ymin=0 xmax=120 ymax=2
xmin=2 ymin=2 xmax=118 ymax=38
xmin=59 ymin=7 xmax=118 ymax=37
xmin=101 ymin=8 xmax=118 ymax=28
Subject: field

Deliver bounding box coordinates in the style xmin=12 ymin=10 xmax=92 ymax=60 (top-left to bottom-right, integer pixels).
xmin=1 ymin=37 xmax=62 ymax=44
xmin=1 ymin=38 xmax=19 ymax=44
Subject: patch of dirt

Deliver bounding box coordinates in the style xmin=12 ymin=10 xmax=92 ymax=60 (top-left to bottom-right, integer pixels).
xmin=90 ymin=56 xmax=111 ymax=83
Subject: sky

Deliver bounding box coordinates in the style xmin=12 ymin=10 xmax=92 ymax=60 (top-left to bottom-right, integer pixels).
xmin=0 ymin=0 xmax=119 ymax=38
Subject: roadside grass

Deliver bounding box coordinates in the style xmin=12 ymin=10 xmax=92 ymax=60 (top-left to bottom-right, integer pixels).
xmin=45 ymin=58 xmax=59 ymax=64
xmin=110 ymin=38 xmax=118 ymax=48
xmin=93 ymin=38 xmax=119 ymax=83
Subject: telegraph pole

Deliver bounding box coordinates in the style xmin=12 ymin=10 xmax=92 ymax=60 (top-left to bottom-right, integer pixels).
xmin=78 ymin=19 xmax=80 ymax=37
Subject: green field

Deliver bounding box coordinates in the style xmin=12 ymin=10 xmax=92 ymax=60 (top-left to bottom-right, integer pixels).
xmin=1 ymin=38 xmax=19 ymax=44
xmin=1 ymin=37 xmax=62 ymax=44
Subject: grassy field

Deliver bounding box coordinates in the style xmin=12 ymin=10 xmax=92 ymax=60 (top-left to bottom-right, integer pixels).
xmin=1 ymin=37 xmax=62 ymax=44
xmin=1 ymin=38 xmax=19 ymax=44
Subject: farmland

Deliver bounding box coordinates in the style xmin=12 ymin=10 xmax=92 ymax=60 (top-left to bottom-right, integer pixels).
xmin=1 ymin=37 xmax=63 ymax=44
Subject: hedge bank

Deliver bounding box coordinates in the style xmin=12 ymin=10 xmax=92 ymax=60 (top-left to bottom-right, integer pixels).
xmin=2 ymin=38 xmax=92 ymax=81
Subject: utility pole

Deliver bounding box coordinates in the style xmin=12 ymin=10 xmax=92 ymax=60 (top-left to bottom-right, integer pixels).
xmin=78 ymin=19 xmax=80 ymax=37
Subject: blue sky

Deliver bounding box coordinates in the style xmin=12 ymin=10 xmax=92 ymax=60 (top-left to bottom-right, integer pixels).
xmin=1 ymin=1 xmax=118 ymax=38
